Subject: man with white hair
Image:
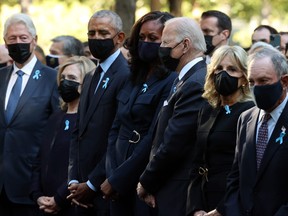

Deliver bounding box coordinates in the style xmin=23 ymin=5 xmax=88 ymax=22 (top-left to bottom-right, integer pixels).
xmin=137 ymin=17 xmax=207 ymax=216
xmin=0 ymin=13 xmax=59 ymax=216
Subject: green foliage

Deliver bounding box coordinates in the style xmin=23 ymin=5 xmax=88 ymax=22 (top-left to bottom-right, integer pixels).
xmin=1 ymin=0 xmax=288 ymax=49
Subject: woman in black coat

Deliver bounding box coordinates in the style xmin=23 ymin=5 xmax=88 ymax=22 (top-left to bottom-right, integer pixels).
xmin=186 ymin=45 xmax=254 ymax=216
xmin=30 ymin=56 xmax=96 ymax=215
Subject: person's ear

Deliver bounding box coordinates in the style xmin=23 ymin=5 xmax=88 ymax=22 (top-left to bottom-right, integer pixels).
xmin=281 ymin=74 xmax=288 ymax=90
xmin=182 ymin=38 xmax=190 ymax=53
xmin=116 ymin=31 xmax=125 ymax=45
xmin=221 ymin=29 xmax=230 ymax=40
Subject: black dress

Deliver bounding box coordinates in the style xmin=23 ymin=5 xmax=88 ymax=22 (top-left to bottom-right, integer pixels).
xmin=30 ymin=111 xmax=77 ymax=216
xmin=186 ymin=101 xmax=254 ymax=215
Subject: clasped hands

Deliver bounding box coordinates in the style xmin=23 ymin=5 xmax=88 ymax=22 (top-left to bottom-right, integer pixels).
xmin=66 ymin=182 xmax=95 ymax=208
xmin=37 ymin=196 xmax=60 ymax=214
xmin=194 ymin=209 xmax=222 ymax=216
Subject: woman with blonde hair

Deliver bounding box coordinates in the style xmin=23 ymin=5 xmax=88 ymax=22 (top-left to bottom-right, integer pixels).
xmin=187 ymin=45 xmax=254 ymax=216
xmin=31 ymin=56 xmax=96 ymax=216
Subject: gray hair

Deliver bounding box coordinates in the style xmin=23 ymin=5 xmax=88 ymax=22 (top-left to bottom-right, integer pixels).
xmin=3 ymin=13 xmax=36 ymax=38
xmin=165 ymin=17 xmax=206 ymax=52
xmin=248 ymin=46 xmax=288 ymax=77
xmin=248 ymin=41 xmax=274 ymax=55
xmin=90 ymin=10 xmax=123 ymax=33
xmin=51 ymin=35 xmax=84 ymax=56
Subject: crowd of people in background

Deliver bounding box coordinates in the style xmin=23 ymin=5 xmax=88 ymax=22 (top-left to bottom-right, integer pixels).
xmin=1 ymin=7 xmax=288 ymax=216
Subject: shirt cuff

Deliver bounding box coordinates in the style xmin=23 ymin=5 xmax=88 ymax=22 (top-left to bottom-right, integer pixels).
xmin=68 ymin=180 xmax=79 ymax=186
xmin=87 ymin=180 xmax=96 ymax=192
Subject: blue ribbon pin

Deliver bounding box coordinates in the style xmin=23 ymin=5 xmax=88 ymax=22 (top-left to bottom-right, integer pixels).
xmin=173 ymin=86 xmax=177 ymax=93
xmin=33 ymin=70 xmax=41 ymax=80
xmin=64 ymin=120 xmax=69 ymax=131
xmin=102 ymin=77 xmax=110 ymax=89
xmin=142 ymin=83 xmax=148 ymax=93
xmin=276 ymin=126 xmax=286 ymax=144
xmin=224 ymin=105 xmax=231 ymax=114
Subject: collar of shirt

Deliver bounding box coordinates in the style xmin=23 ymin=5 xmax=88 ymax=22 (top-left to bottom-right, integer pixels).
xmin=258 ymin=93 xmax=288 ymax=125
xmin=12 ymin=55 xmax=37 ymax=76
xmin=178 ymin=57 xmax=203 ymax=80
xmin=99 ymin=49 xmax=120 ymax=74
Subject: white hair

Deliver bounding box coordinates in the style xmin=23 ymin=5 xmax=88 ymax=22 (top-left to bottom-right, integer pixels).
xmin=4 ymin=13 xmax=36 ymax=38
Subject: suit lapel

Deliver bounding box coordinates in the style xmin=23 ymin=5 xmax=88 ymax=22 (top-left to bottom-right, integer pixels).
xmin=0 ymin=66 xmax=13 ymax=124
xmin=257 ymin=101 xmax=288 ymax=180
xmin=8 ymin=61 xmax=44 ymax=124
xmin=169 ymin=59 xmax=206 ymax=101
xmin=79 ymin=72 xmax=93 ymax=130
xmin=243 ymin=108 xmax=259 ymax=179
xmin=81 ymin=67 xmax=115 ymax=133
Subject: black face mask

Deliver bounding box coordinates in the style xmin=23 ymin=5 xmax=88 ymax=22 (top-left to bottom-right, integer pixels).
xmin=138 ymin=41 xmax=161 ymax=62
xmin=0 ymin=62 xmax=7 ymax=68
xmin=88 ymin=34 xmax=117 ymax=61
xmin=251 ymin=79 xmax=283 ymax=111
xmin=46 ymin=54 xmax=60 ymax=68
xmin=204 ymin=35 xmax=216 ymax=55
xmin=7 ymin=43 xmax=31 ymax=64
xmin=158 ymin=41 xmax=183 ymax=71
xmin=214 ymin=70 xmax=239 ymax=96
xmin=58 ymin=79 xmax=80 ymax=103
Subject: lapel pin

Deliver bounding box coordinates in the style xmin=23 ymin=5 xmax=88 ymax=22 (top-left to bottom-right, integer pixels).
xmin=173 ymin=86 xmax=177 ymax=93
xmin=142 ymin=83 xmax=148 ymax=93
xmin=224 ymin=105 xmax=231 ymax=114
xmin=64 ymin=120 xmax=69 ymax=130
xmin=33 ymin=70 xmax=41 ymax=80
xmin=276 ymin=126 xmax=286 ymax=144
xmin=102 ymin=77 xmax=110 ymax=89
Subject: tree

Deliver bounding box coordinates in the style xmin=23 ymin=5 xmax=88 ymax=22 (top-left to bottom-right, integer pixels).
xmin=115 ymin=0 xmax=136 ymax=36
xmin=150 ymin=0 xmax=161 ymax=11
xmin=168 ymin=0 xmax=182 ymax=16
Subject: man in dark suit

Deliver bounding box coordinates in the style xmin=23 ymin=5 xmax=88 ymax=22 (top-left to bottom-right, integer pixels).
xmin=0 ymin=13 xmax=59 ymax=216
xmin=137 ymin=17 xmax=207 ymax=216
xmin=224 ymin=47 xmax=288 ymax=216
xmin=67 ymin=10 xmax=130 ymax=216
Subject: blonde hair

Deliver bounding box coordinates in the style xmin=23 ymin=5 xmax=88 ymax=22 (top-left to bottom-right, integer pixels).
xmin=57 ymin=56 xmax=96 ymax=110
xmin=203 ymin=45 xmax=251 ymax=108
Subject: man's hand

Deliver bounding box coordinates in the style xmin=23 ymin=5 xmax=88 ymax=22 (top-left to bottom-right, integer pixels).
xmin=37 ymin=196 xmax=60 ymax=214
xmin=100 ymin=179 xmax=118 ymax=200
xmin=67 ymin=183 xmax=95 ymax=208
xmin=194 ymin=210 xmax=207 ymax=216
xmin=136 ymin=182 xmax=156 ymax=208
xmin=204 ymin=209 xmax=222 ymax=216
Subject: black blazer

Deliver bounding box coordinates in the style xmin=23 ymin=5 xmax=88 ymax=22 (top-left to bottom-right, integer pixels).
xmin=186 ymin=101 xmax=254 ymax=215
xmin=224 ymin=101 xmax=288 ymax=216
xmin=139 ymin=59 xmax=207 ymax=216
xmin=0 ymin=60 xmax=59 ymax=204
xmin=68 ymin=52 xmax=130 ymax=189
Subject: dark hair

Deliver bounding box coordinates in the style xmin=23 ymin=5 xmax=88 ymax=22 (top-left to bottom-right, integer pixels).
xmin=126 ymin=11 xmax=174 ymax=85
xmin=201 ymin=10 xmax=232 ymax=38
xmin=254 ymin=25 xmax=278 ymax=34
xmin=51 ymin=35 xmax=84 ymax=56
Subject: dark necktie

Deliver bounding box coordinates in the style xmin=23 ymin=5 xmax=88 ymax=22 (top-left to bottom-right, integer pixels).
xmin=256 ymin=113 xmax=271 ymax=169
xmin=168 ymin=77 xmax=180 ymax=98
xmin=5 ymin=70 xmax=24 ymax=123
xmin=89 ymin=66 xmax=102 ymax=100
